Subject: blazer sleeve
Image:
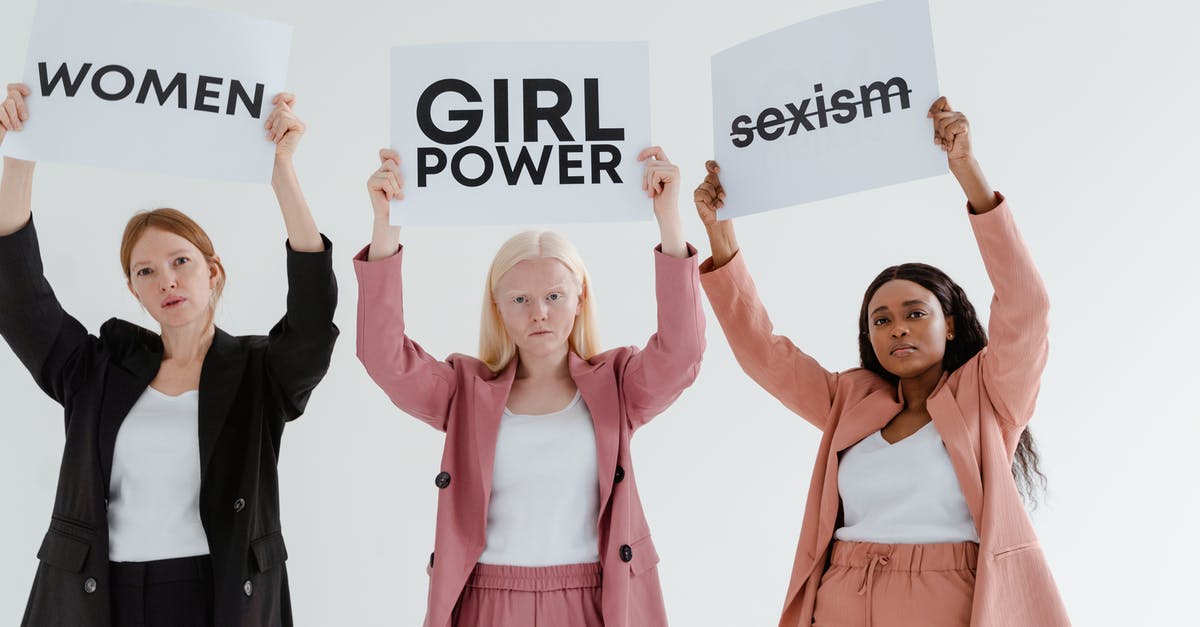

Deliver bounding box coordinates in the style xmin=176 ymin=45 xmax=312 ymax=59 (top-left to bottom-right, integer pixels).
xmin=699 ymin=250 xmax=838 ymax=431
xmin=353 ymin=245 xmax=457 ymax=432
xmin=0 ymin=217 xmax=94 ymax=408
xmin=969 ymin=194 xmax=1050 ymax=430
xmin=619 ymin=244 xmax=706 ymax=431
xmin=264 ymin=235 xmax=340 ymax=421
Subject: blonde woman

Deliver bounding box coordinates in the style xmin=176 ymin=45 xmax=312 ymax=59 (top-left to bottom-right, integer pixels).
xmin=354 ymin=147 xmax=705 ymax=627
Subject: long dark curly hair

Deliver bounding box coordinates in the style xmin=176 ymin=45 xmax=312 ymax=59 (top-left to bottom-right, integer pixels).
xmin=857 ymin=262 xmax=1046 ymax=505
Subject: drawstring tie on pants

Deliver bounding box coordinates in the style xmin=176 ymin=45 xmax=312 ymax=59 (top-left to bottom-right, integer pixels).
xmin=856 ymin=553 xmax=891 ymax=627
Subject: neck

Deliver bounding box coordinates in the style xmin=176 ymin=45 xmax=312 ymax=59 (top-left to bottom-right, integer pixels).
xmin=899 ymin=363 xmax=944 ymax=411
xmin=514 ymin=346 xmax=571 ymax=381
xmin=160 ymin=319 xmax=215 ymax=363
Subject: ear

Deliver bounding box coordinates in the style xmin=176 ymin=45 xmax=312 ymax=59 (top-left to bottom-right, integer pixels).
xmin=946 ymin=315 xmax=956 ymax=339
xmin=208 ymin=255 xmax=222 ymax=288
xmin=575 ymin=283 xmax=587 ymax=317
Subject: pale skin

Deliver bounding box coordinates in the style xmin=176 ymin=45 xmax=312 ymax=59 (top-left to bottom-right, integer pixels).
xmin=0 ymin=84 xmax=323 ymax=395
xmin=366 ymin=145 xmax=688 ymax=414
xmin=694 ymin=96 xmax=995 ymax=444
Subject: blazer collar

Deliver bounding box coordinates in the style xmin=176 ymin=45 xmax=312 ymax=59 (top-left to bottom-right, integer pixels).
xmin=197 ymin=327 xmax=246 ymax=480
xmin=829 ymin=370 xmax=984 ymax=532
xmin=472 ymin=352 xmax=620 ymax=528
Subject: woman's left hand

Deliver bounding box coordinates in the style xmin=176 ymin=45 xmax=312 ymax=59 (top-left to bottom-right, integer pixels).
xmin=928 ymin=96 xmax=973 ymax=169
xmin=265 ymin=92 xmax=304 ymax=160
xmin=638 ymin=146 xmax=681 ymax=220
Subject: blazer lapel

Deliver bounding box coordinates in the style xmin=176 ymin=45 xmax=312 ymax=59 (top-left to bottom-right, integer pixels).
xmin=569 ymin=352 xmax=619 ymax=524
xmin=99 ymin=332 xmax=162 ymax=488
xmin=831 ymin=389 xmax=901 ymax=454
xmin=926 ymin=382 xmax=985 ymax=532
xmin=197 ymin=328 xmax=246 ymax=481
xmin=473 ymin=360 xmax=517 ymax=521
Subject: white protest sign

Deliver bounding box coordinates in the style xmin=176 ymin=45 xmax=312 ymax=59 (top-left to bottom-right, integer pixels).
xmin=390 ymin=42 xmax=651 ymax=226
xmin=0 ymin=1 xmax=292 ymax=184
xmin=711 ymin=0 xmax=946 ymax=218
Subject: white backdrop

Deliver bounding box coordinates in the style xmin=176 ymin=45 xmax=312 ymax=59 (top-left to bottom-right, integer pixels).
xmin=1 ymin=1 xmax=1196 ymax=625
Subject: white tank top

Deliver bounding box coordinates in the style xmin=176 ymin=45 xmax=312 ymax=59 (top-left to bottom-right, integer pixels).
xmin=107 ymin=387 xmax=210 ymax=562
xmin=479 ymin=390 xmax=601 ymax=566
xmin=835 ymin=420 xmax=980 ymax=544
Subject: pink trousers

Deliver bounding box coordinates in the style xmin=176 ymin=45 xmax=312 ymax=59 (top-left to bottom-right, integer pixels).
xmin=812 ymin=540 xmax=978 ymax=627
xmin=452 ymin=562 xmax=604 ymax=627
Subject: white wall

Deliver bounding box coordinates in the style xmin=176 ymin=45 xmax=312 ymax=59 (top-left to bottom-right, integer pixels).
xmin=1 ymin=0 xmax=1196 ymax=625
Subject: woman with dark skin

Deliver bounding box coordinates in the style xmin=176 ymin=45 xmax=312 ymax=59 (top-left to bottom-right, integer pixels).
xmin=0 ymin=82 xmax=337 ymax=627
xmin=693 ymin=97 xmax=1069 ymax=626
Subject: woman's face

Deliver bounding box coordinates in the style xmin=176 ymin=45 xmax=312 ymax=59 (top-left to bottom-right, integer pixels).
xmin=866 ymin=279 xmax=955 ymax=380
xmin=126 ymin=228 xmax=221 ymax=330
xmin=494 ymin=257 xmax=583 ymax=362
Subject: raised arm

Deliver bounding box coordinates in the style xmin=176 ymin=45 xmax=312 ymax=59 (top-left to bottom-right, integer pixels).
xmin=619 ymin=147 xmax=705 ymax=429
xmin=259 ymin=94 xmax=339 ymax=419
xmin=353 ymin=149 xmax=457 ymax=431
xmin=931 ymin=97 xmax=1049 ymax=427
xmin=0 ymin=83 xmax=93 ymax=406
xmin=693 ymin=160 xmax=839 ymax=431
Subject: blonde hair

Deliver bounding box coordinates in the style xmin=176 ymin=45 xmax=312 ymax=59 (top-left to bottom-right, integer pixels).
xmin=479 ymin=230 xmax=599 ymax=372
xmin=120 ymin=208 xmax=225 ymax=314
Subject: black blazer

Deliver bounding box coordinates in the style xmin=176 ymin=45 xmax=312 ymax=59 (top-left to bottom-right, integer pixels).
xmin=0 ymin=218 xmax=338 ymax=627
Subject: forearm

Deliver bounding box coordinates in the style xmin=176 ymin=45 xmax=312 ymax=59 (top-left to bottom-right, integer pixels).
xmin=0 ymin=157 xmax=35 ymax=236
xmin=703 ymin=220 xmax=740 ymax=269
xmin=950 ymin=157 xmax=997 ymax=214
xmin=368 ymin=217 xmax=401 ymax=261
xmin=271 ymin=157 xmax=323 ymax=252
xmin=656 ymin=211 xmax=687 ymax=259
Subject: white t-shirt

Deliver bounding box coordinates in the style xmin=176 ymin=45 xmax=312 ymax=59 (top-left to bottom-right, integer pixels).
xmin=107 ymin=387 xmax=210 ymax=562
xmin=479 ymin=390 xmax=601 ymax=566
xmin=835 ymin=420 xmax=980 ymax=544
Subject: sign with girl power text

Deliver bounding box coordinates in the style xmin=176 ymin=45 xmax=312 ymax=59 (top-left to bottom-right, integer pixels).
xmin=390 ymin=42 xmax=652 ymax=225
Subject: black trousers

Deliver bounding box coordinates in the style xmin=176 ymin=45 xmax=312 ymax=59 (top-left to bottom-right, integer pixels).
xmin=110 ymin=555 xmax=214 ymax=627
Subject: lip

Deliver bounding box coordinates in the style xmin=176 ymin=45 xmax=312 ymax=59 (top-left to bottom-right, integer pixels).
xmin=161 ymin=295 xmax=186 ymax=309
xmin=889 ymin=343 xmax=917 ymax=356
xmin=528 ymin=330 xmax=553 ymax=336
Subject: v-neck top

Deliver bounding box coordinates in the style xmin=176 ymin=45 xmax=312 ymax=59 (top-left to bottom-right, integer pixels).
xmin=835 ymin=420 xmax=980 ymax=544
xmin=479 ymin=390 xmax=601 ymax=566
xmin=107 ymin=386 xmax=210 ymax=562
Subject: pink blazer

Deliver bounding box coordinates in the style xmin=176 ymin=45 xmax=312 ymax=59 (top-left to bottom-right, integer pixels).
xmin=699 ymin=197 xmax=1069 ymax=627
xmin=353 ymin=244 xmax=705 ymax=627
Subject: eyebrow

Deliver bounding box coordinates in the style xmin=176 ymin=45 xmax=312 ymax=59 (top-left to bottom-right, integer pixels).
xmin=500 ymin=284 xmax=570 ymax=296
xmin=870 ymin=300 xmax=929 ymax=316
xmin=131 ymin=249 xmax=193 ymax=268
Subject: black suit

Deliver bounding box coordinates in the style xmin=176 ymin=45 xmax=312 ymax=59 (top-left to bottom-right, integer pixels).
xmin=0 ymin=218 xmax=338 ymax=626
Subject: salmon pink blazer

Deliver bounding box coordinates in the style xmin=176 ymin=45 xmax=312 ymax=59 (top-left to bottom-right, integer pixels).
xmin=354 ymin=243 xmax=705 ymax=627
xmin=699 ymin=197 xmax=1069 ymax=627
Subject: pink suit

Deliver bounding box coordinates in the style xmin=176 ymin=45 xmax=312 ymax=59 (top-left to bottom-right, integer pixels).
xmin=699 ymin=197 xmax=1070 ymax=626
xmin=354 ymin=244 xmax=705 ymax=627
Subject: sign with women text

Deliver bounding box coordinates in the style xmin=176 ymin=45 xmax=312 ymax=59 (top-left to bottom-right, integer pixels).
xmin=0 ymin=1 xmax=292 ymax=184
xmin=711 ymin=0 xmax=946 ymax=218
xmin=390 ymin=42 xmax=652 ymax=225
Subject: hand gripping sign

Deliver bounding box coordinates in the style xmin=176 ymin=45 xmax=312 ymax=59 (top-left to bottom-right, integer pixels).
xmin=0 ymin=1 xmax=292 ymax=184
xmin=711 ymin=0 xmax=946 ymax=218
xmin=390 ymin=42 xmax=652 ymax=226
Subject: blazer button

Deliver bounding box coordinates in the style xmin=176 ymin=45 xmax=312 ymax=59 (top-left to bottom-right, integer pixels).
xmin=83 ymin=578 xmax=97 ymax=594
xmin=429 ymin=552 xmax=435 ymax=568
xmin=435 ymin=472 xmax=451 ymax=489
xmin=243 ymin=580 xmax=253 ymax=597
xmin=614 ymin=465 xmax=625 ymax=484
xmin=619 ymin=544 xmax=633 ymax=563
xmin=233 ymin=498 xmax=245 ymax=513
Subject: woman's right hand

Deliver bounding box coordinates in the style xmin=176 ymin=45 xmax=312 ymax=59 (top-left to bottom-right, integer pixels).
xmin=368 ymin=148 xmax=404 ymax=222
xmin=366 ymin=148 xmax=404 ymax=261
xmin=692 ymin=160 xmax=726 ymax=227
xmin=0 ymin=84 xmax=31 ymax=148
